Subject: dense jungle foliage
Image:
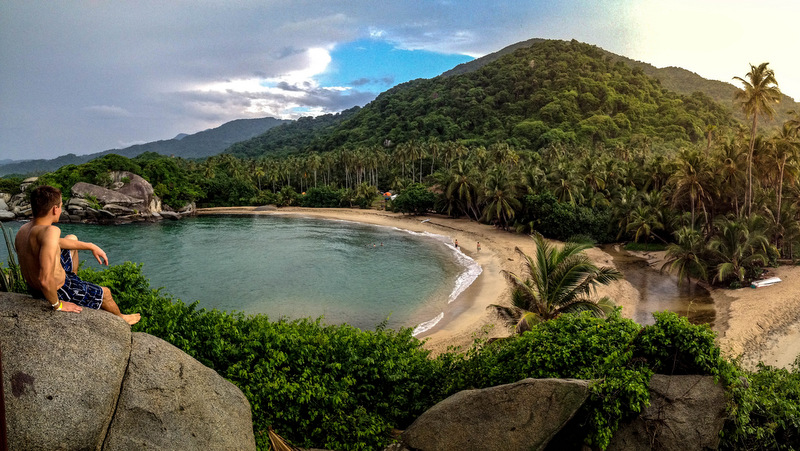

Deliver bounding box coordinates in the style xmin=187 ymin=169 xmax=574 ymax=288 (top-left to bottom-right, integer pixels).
xmin=19 ymin=262 xmax=788 ymax=450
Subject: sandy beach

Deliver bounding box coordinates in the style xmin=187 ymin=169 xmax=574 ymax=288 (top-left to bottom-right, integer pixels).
xmin=197 ymin=206 xmax=800 ymax=367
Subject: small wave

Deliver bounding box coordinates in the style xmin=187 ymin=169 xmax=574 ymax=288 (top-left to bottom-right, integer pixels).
xmin=413 ymin=311 xmax=444 ymax=336
xmin=395 ymin=228 xmax=483 ymax=303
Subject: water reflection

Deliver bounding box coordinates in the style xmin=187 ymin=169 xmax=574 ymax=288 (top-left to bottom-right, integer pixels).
xmin=603 ymin=245 xmax=715 ymax=327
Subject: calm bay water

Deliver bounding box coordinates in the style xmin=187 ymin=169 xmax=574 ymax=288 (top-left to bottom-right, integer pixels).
xmin=1 ymin=216 xmax=473 ymax=332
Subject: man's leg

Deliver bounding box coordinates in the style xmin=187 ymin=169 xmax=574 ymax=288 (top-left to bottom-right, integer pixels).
xmin=100 ymin=287 xmax=140 ymax=325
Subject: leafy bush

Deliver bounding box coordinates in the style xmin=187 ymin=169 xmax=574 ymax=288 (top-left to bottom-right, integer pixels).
xmin=300 ymin=185 xmax=345 ymax=208
xmin=520 ymin=191 xmax=613 ymax=243
xmin=391 ymin=183 xmax=435 ymax=215
xmin=78 ymin=262 xmax=448 ymax=450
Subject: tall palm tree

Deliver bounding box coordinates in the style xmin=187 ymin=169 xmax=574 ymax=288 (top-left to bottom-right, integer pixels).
xmin=488 ymin=233 xmax=622 ymax=333
xmin=733 ymin=62 xmax=782 ymax=215
xmin=481 ymin=167 xmax=521 ymax=230
xmin=669 ymin=148 xmax=715 ymax=229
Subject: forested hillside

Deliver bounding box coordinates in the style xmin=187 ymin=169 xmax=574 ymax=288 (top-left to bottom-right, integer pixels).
xmin=443 ymin=37 xmax=798 ymax=131
xmin=226 ymin=107 xmax=360 ymax=159
xmin=228 ymin=39 xmax=735 ymax=157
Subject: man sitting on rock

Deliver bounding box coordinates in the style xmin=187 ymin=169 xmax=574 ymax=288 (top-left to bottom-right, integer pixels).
xmin=14 ymin=185 xmax=140 ymax=325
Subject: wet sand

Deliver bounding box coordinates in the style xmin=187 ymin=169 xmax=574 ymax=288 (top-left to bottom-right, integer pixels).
xmin=197 ymin=206 xmax=800 ymax=366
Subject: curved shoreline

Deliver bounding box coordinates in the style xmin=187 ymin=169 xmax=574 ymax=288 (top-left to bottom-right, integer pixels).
xmin=197 ymin=206 xmax=800 ymax=365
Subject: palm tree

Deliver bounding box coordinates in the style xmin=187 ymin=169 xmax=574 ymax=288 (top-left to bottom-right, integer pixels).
xmin=661 ymin=226 xmax=708 ymax=286
xmin=626 ymin=204 xmax=665 ymax=244
xmin=768 ymin=123 xmax=800 ymax=238
xmin=707 ymin=214 xmax=770 ymax=286
xmin=480 ymin=167 xmax=521 ymax=230
xmin=669 ymin=148 xmax=715 ymax=229
xmin=488 ymin=233 xmax=622 ymax=333
xmin=733 ymin=62 xmax=782 ymax=215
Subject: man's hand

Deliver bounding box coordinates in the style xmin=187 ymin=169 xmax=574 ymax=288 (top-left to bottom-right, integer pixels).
xmin=90 ymin=244 xmax=109 ymax=266
xmin=57 ymin=301 xmax=82 ymax=313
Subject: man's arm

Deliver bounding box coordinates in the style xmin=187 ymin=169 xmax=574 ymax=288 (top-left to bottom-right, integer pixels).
xmin=58 ymin=238 xmax=108 ymax=266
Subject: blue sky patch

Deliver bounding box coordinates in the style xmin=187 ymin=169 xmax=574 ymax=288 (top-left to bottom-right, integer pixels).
xmin=317 ymin=39 xmax=474 ymax=93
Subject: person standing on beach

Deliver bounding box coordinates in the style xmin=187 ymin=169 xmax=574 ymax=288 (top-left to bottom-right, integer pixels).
xmin=477 ymin=241 xmax=481 ymax=252
xmin=14 ymin=185 xmax=140 ymax=325
xmin=454 ymin=239 xmax=459 ymax=249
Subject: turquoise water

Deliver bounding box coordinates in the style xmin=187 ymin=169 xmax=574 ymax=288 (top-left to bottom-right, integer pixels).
xmin=1 ymin=216 xmax=474 ymax=331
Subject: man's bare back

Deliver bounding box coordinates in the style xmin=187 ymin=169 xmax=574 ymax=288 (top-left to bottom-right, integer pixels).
xmin=15 ymin=222 xmax=66 ymax=297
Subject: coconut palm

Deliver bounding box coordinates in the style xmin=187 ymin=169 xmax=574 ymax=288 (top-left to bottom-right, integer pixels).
xmin=707 ymin=214 xmax=770 ymax=286
xmin=488 ymin=233 xmax=622 ymax=333
xmin=733 ymin=62 xmax=782 ymax=215
xmin=480 ymin=166 xmax=521 ymax=230
xmin=661 ymin=226 xmax=708 ymax=286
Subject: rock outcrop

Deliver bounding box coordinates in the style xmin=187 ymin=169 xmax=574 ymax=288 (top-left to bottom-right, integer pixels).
xmin=0 ymin=292 xmax=256 ymax=451
xmin=607 ymin=374 xmax=727 ymax=450
xmin=390 ymin=374 xmax=727 ymax=451
xmin=400 ymin=378 xmax=591 ymax=451
xmin=1 ymin=174 xmax=195 ymax=223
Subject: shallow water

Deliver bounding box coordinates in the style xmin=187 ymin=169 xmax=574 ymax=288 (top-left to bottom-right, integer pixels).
xmin=1 ymin=216 xmax=474 ymax=331
xmin=603 ymin=245 xmax=715 ymax=327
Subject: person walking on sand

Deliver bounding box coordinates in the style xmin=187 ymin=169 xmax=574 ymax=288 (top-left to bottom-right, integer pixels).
xmin=477 ymin=241 xmax=481 ymax=252
xmin=454 ymin=239 xmax=459 ymax=249
xmin=14 ymin=185 xmax=140 ymax=325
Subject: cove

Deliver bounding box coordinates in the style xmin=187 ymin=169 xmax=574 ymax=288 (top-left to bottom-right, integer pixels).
xmin=1 ymin=216 xmax=470 ymax=331
xmin=603 ymin=245 xmax=715 ymax=327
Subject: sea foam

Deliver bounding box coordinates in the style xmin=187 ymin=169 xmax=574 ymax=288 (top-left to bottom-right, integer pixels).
xmin=398 ymin=229 xmax=483 ymax=336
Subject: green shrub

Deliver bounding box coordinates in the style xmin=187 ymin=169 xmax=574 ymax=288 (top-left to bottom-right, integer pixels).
xmin=78 ymin=262 xmax=448 ymax=450
xmin=300 ymin=185 xmax=345 ymax=208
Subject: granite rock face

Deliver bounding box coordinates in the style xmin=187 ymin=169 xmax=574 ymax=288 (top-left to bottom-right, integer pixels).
xmin=608 ymin=374 xmax=727 ymax=450
xmin=4 ymin=173 xmax=192 ymax=223
xmin=0 ymin=292 xmax=256 ymax=451
xmin=400 ymin=378 xmax=591 ymax=451
xmin=0 ymin=292 xmax=132 ymax=450
xmin=103 ymin=333 xmax=255 ymax=450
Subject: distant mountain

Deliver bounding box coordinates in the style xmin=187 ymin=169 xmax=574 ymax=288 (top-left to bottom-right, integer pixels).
xmin=0 ymin=117 xmax=289 ymax=176
xmin=226 ymin=107 xmax=361 ymax=158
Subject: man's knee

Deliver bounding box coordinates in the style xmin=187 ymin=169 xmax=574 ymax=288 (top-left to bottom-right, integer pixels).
xmin=102 ymin=286 xmax=113 ymax=301
xmin=64 ymin=234 xmax=78 ymax=240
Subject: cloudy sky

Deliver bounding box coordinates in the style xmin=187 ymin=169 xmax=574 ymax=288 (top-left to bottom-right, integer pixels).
xmin=2 ymin=0 xmax=798 ymax=161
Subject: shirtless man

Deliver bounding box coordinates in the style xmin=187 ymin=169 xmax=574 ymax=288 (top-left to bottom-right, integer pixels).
xmin=14 ymin=185 xmax=140 ymax=325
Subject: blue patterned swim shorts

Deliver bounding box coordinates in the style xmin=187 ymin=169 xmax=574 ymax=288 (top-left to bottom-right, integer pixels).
xmin=57 ymin=249 xmax=104 ymax=309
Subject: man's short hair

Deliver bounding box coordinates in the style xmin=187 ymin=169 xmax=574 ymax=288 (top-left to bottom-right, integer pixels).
xmin=30 ymin=185 xmax=62 ymax=218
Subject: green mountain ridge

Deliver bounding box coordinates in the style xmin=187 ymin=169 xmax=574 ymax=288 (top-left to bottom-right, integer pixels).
xmin=0 ymin=117 xmax=289 ymax=177
xmin=230 ymin=39 xmax=737 ymax=157
xmin=443 ymin=37 xmax=797 ymax=130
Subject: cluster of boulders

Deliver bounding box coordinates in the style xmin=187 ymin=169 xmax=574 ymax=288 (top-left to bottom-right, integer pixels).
xmin=386 ymin=375 xmax=727 ymax=451
xmin=0 ymin=172 xmax=195 ymax=223
xmin=1 ymin=292 xmax=256 ymax=450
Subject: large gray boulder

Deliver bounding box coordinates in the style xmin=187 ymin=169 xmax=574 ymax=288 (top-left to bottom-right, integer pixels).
xmin=103 ymin=333 xmax=255 ymax=450
xmin=608 ymin=374 xmax=727 ymax=450
xmin=0 ymin=292 xmax=131 ymax=450
xmin=71 ymin=182 xmax=141 ymax=208
xmin=110 ymin=171 xmax=160 ymax=213
xmin=0 ymin=292 xmax=256 ymax=451
xmin=399 ymin=378 xmax=591 ymax=451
